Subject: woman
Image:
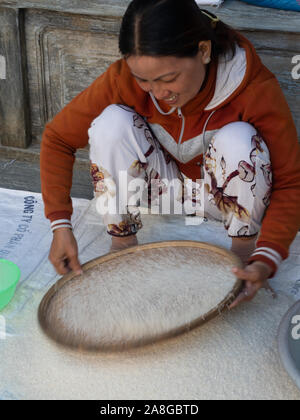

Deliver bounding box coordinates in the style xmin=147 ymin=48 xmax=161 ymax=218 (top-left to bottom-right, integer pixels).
xmin=41 ymin=0 xmax=300 ymax=308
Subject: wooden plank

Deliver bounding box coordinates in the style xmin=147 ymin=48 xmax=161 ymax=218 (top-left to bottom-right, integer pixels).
xmin=0 ymin=158 xmax=41 ymax=193
xmin=0 ymin=0 xmax=299 ymax=151
xmin=205 ymin=0 xmax=300 ymax=32
xmin=0 ymin=0 xmax=130 ymax=18
xmin=0 ymin=157 xmax=93 ymax=199
xmin=1 ymin=0 xmax=300 ymax=32
xmin=0 ymin=8 xmax=31 ymax=148
xmin=0 ymin=144 xmax=90 ymax=170
xmin=22 ymin=7 xmax=300 ymax=144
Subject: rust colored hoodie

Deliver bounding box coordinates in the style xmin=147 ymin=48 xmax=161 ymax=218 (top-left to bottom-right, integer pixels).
xmin=40 ymin=33 xmax=300 ymax=275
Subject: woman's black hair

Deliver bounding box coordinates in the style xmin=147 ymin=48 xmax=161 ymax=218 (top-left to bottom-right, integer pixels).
xmin=119 ymin=0 xmax=240 ymax=61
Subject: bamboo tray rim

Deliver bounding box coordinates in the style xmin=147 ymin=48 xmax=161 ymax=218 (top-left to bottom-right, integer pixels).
xmin=38 ymin=240 xmax=244 ymax=352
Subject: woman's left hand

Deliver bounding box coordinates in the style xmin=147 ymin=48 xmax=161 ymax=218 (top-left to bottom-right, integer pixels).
xmin=229 ymin=260 xmax=276 ymax=309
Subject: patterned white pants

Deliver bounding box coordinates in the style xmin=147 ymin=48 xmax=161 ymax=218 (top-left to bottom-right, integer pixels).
xmin=88 ymin=105 xmax=272 ymax=237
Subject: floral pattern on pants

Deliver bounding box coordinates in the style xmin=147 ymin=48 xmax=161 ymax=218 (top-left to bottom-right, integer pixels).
xmin=204 ymin=128 xmax=272 ymax=237
xmin=88 ymin=106 xmax=272 ymax=238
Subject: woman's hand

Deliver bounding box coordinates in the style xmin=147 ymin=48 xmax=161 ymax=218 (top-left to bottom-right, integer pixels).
xmin=49 ymin=227 xmax=83 ymax=276
xmin=229 ymin=260 xmax=276 ymax=309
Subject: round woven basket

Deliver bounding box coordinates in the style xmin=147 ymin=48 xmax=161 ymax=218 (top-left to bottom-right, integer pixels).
xmin=38 ymin=241 xmax=243 ymax=352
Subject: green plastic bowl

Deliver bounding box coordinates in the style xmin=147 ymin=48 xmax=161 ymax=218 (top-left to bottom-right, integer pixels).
xmin=0 ymin=259 xmax=21 ymax=311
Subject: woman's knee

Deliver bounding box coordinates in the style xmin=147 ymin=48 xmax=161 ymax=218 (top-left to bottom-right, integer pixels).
xmin=88 ymin=105 xmax=136 ymax=149
xmin=213 ymin=122 xmax=257 ymax=154
xmin=207 ymin=121 xmax=270 ymax=167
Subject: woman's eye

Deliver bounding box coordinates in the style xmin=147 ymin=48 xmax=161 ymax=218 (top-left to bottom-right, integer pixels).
xmin=134 ymin=76 xmax=178 ymax=85
xmin=163 ymin=78 xmax=177 ymax=83
xmin=137 ymin=79 xmax=148 ymax=85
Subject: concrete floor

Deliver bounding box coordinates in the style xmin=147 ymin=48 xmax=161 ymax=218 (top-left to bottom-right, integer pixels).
xmin=0 ymin=157 xmax=94 ymax=200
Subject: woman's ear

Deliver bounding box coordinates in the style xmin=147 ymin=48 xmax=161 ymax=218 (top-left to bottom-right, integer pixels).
xmin=198 ymin=40 xmax=212 ymax=64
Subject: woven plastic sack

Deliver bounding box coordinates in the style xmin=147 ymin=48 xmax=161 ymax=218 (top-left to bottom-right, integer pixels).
xmin=239 ymin=0 xmax=300 ymax=11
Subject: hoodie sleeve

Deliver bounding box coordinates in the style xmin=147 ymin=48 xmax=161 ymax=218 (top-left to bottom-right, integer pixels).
xmin=242 ymin=76 xmax=300 ymax=275
xmin=40 ymin=60 xmax=123 ymax=225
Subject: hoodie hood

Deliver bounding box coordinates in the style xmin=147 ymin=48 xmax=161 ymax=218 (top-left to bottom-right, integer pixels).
xmin=204 ymin=42 xmax=247 ymax=111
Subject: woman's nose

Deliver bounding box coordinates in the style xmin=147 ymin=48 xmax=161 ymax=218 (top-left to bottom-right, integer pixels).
xmin=151 ymin=83 xmax=170 ymax=101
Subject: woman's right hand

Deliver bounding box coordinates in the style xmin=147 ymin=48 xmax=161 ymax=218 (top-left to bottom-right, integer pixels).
xmin=49 ymin=227 xmax=83 ymax=276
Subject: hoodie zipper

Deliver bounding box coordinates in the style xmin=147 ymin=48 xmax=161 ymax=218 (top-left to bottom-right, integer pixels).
xmin=149 ymin=91 xmax=216 ymax=170
xmin=149 ymin=91 xmax=186 ymax=161
xmin=177 ymin=107 xmax=185 ymax=162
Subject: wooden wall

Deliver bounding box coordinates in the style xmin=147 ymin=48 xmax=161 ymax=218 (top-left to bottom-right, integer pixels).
xmin=0 ymin=0 xmax=299 ymax=154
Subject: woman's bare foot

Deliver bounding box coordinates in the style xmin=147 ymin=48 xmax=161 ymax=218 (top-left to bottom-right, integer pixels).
xmin=110 ymin=234 xmax=138 ymax=252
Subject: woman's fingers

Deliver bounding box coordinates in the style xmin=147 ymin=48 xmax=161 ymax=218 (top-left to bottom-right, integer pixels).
xmin=229 ymin=280 xmax=261 ymax=309
xmin=228 ymin=289 xmax=248 ymax=309
xmin=68 ymin=254 xmax=83 ymax=276
xmin=49 ymin=228 xmax=82 ymax=276
xmin=52 ymin=254 xmax=82 ymax=276
xmin=228 ymin=263 xmax=269 ymax=309
xmin=229 ymin=266 xmax=259 ymax=309
xmin=55 ymin=256 xmax=71 ymax=275
xmin=232 ymin=266 xmax=260 ymax=282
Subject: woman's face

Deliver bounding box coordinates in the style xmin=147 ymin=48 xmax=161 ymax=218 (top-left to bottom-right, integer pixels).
xmin=126 ymin=41 xmax=211 ymax=108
